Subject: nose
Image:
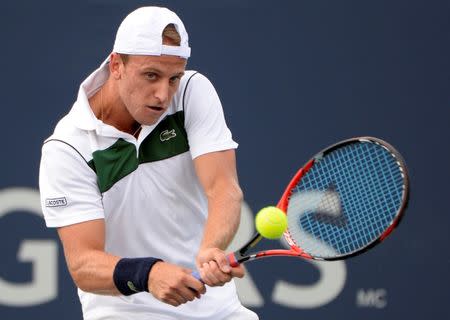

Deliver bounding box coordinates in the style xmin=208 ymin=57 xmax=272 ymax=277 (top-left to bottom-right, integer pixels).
xmin=154 ymin=79 xmax=170 ymax=105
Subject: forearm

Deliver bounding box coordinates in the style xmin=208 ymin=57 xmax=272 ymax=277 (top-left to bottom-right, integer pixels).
xmin=194 ymin=150 xmax=246 ymax=284
xmin=65 ymin=243 xmax=205 ymax=305
xmin=200 ymin=179 xmax=243 ymax=250
xmin=64 ymin=248 xmax=121 ymax=295
xmin=58 ymin=221 xmax=123 ymax=295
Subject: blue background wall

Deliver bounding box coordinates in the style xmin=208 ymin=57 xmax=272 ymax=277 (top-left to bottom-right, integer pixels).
xmin=1 ymin=0 xmax=449 ymax=319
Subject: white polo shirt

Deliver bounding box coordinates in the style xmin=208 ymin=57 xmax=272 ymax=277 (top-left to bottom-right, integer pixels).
xmin=39 ymin=63 xmax=242 ymax=320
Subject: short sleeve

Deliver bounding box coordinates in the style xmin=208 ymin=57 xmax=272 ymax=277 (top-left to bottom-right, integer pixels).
xmin=39 ymin=140 xmax=104 ymax=227
xmin=183 ymin=73 xmax=238 ymax=159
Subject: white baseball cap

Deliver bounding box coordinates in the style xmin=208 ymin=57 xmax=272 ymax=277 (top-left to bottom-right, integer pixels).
xmin=112 ymin=6 xmax=191 ymax=59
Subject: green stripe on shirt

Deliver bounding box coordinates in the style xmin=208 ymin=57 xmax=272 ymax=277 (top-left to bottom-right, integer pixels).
xmin=88 ymin=111 xmax=189 ymax=193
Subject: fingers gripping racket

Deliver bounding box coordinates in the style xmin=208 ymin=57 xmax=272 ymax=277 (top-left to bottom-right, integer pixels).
xmin=193 ymin=136 xmax=409 ymax=280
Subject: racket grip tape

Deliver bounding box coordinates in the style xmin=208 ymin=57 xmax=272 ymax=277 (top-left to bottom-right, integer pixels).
xmin=227 ymin=252 xmax=239 ymax=267
xmin=191 ymin=270 xmax=202 ymax=281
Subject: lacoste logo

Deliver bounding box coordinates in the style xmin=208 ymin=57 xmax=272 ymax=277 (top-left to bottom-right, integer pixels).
xmin=45 ymin=197 xmax=67 ymax=207
xmin=160 ymin=129 xmax=177 ymax=142
xmin=127 ymin=281 xmax=139 ymax=293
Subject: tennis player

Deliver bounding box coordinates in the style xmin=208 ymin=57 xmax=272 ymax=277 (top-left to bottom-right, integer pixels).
xmin=39 ymin=6 xmax=258 ymax=320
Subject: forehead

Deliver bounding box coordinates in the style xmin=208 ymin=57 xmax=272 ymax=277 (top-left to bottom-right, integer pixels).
xmin=126 ymin=54 xmax=187 ymax=73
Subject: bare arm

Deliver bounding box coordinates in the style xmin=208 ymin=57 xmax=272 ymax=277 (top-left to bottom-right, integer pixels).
xmin=57 ymin=219 xmax=205 ymax=305
xmin=194 ymin=149 xmax=245 ymax=285
xmin=57 ymin=219 xmax=121 ymax=295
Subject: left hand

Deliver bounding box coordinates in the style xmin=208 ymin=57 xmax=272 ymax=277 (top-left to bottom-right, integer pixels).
xmin=196 ymin=248 xmax=245 ymax=287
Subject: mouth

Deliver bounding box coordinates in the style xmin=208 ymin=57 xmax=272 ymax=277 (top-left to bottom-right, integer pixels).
xmin=147 ymin=106 xmax=164 ymax=112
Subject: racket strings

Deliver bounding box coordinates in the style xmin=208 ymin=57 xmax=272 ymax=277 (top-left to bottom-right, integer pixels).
xmin=287 ymin=141 xmax=406 ymax=259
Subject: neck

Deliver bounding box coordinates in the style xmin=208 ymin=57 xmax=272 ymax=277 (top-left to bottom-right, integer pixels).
xmin=89 ymin=80 xmax=140 ymax=136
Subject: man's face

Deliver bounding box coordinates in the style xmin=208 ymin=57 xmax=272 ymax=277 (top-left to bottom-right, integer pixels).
xmin=113 ymin=54 xmax=187 ymax=126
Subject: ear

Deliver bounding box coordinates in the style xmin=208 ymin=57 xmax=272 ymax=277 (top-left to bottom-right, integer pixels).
xmin=109 ymin=53 xmax=124 ymax=80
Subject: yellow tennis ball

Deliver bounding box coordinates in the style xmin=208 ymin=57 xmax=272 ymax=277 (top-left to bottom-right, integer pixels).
xmin=255 ymin=206 xmax=288 ymax=239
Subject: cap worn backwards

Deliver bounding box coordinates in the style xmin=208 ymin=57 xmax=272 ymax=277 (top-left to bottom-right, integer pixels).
xmin=113 ymin=7 xmax=191 ymax=59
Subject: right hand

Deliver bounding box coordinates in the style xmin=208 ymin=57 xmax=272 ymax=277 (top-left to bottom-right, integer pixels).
xmin=148 ymin=261 xmax=206 ymax=307
xmin=196 ymin=247 xmax=245 ymax=287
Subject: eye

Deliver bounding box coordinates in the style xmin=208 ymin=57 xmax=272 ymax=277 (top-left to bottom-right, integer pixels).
xmin=169 ymin=75 xmax=181 ymax=85
xmin=145 ymin=72 xmax=158 ymax=80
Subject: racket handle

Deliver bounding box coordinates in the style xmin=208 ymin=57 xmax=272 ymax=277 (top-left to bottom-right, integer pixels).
xmin=227 ymin=252 xmax=240 ymax=267
xmin=191 ymin=270 xmax=202 ymax=281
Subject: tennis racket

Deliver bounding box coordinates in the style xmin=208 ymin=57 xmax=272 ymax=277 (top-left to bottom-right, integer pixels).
xmin=194 ymin=136 xmax=409 ymax=279
xmin=227 ymin=137 xmax=409 ymax=266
